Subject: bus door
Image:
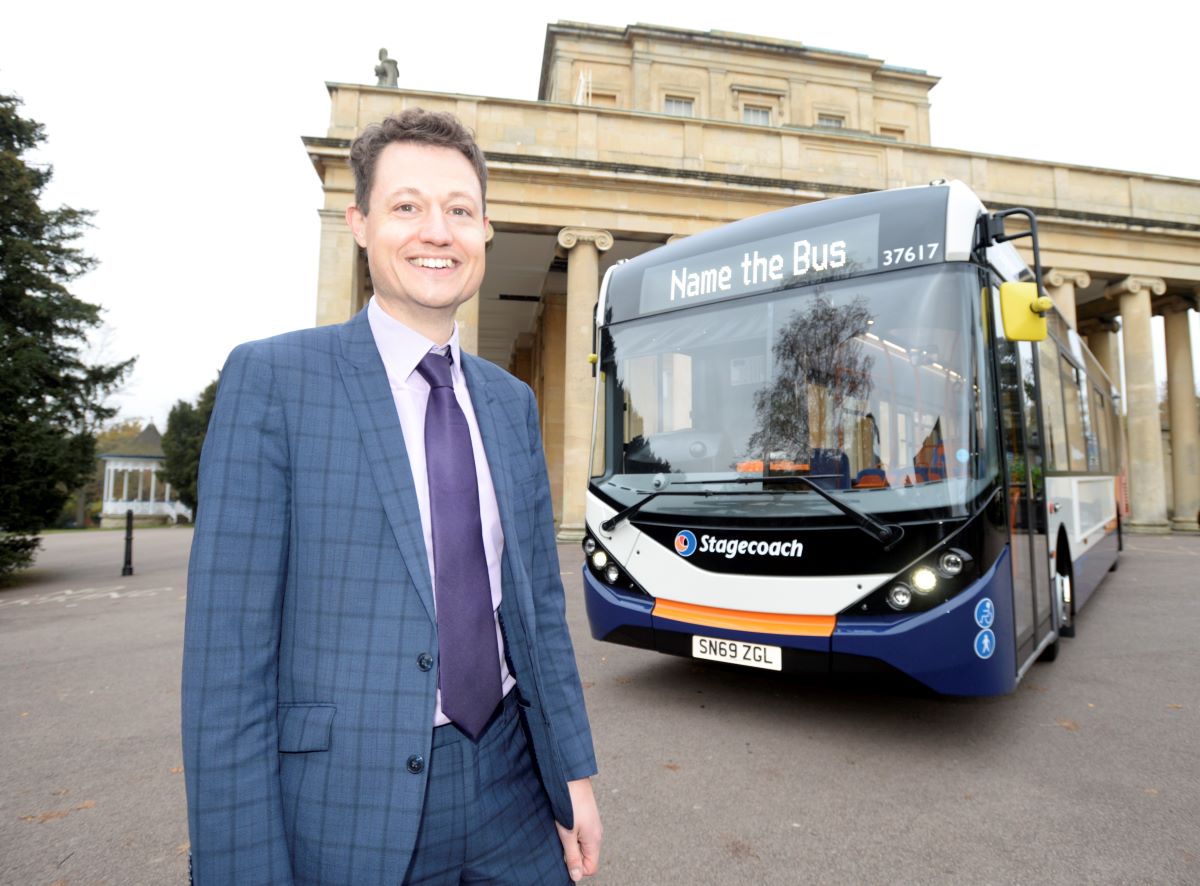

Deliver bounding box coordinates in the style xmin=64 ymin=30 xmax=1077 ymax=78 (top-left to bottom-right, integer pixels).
xmin=996 ymin=337 xmax=1053 ymax=666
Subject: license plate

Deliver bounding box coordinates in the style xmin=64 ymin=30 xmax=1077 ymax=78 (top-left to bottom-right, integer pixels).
xmin=692 ymin=635 xmax=782 ymax=671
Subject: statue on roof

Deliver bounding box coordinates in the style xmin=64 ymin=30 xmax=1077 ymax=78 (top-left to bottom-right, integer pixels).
xmin=375 ymin=48 xmax=399 ymax=88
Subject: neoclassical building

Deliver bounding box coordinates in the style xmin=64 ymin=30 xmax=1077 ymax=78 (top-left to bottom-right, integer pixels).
xmin=303 ymin=21 xmax=1200 ymax=536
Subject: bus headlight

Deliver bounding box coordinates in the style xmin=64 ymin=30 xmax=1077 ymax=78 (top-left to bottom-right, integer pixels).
xmin=911 ymin=567 xmax=938 ymax=594
xmin=583 ymin=537 xmax=597 ymax=556
xmin=887 ymin=584 xmax=913 ymax=610
xmin=939 ymin=550 xmax=964 ymax=577
xmin=591 ymin=550 xmax=608 ymax=570
xmin=604 ymin=563 xmax=621 ymax=584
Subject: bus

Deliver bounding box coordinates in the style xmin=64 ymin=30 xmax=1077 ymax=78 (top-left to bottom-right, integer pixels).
xmin=580 ymin=181 xmax=1121 ymax=695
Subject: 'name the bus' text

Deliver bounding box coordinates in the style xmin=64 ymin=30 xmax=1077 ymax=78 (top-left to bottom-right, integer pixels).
xmin=670 ymin=238 xmax=848 ymax=301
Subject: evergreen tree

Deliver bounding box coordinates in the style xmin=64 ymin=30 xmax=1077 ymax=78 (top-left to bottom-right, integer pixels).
xmin=0 ymin=94 xmax=134 ymax=577
xmin=161 ymin=379 xmax=218 ymax=515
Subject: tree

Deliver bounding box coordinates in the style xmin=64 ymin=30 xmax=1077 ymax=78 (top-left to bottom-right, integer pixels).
xmin=161 ymin=379 xmax=218 ymax=515
xmin=0 ymin=94 xmax=134 ymax=578
xmin=748 ymin=294 xmax=874 ymax=465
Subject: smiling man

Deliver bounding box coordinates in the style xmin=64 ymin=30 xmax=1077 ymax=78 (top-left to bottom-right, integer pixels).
xmin=182 ymin=109 xmax=601 ymax=886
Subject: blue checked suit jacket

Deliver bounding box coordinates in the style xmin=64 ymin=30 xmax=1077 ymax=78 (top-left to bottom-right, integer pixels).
xmin=181 ymin=309 xmax=597 ymax=886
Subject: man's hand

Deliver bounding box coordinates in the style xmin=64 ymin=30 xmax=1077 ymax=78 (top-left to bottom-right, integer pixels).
xmin=556 ymin=777 xmax=602 ymax=882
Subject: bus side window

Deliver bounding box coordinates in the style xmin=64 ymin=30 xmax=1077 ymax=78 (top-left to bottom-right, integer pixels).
xmin=1037 ymin=337 xmax=1067 ymax=471
xmin=1060 ymin=356 xmax=1087 ymax=472
xmin=1081 ymin=378 xmax=1100 ymax=472
xmin=1092 ymin=386 xmax=1112 ymax=474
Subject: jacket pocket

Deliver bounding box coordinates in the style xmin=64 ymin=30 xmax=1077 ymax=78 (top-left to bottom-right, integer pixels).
xmin=277 ymin=703 xmax=336 ymax=752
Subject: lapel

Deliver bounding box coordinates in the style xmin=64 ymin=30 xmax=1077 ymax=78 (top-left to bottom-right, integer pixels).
xmin=462 ymin=353 xmax=535 ymax=618
xmin=334 ymin=310 xmax=435 ymax=625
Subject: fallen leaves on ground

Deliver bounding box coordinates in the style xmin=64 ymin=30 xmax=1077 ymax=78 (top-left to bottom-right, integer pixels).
xmin=20 ymin=800 xmax=95 ymax=824
xmin=1056 ymin=718 xmax=1079 ymax=732
xmin=663 ymin=762 xmax=680 ymax=772
xmin=169 ymin=766 xmax=183 ymax=775
xmin=177 ymin=841 xmax=190 ymax=856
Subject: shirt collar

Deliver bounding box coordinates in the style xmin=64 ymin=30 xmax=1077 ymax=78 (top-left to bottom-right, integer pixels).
xmin=367 ymin=296 xmax=463 ymax=387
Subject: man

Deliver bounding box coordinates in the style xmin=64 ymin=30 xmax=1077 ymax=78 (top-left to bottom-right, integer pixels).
xmin=182 ymin=108 xmax=601 ymax=885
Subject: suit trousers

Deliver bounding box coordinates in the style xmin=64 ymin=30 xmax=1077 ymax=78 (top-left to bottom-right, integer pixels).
xmin=403 ymin=691 xmax=572 ymax=885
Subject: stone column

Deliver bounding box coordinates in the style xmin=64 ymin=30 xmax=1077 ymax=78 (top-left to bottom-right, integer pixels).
xmin=1086 ymin=320 xmax=1121 ymax=391
xmin=556 ymin=227 xmax=613 ymax=541
xmin=1164 ymin=304 xmax=1199 ymax=531
xmin=103 ymin=464 xmax=111 ymax=505
xmin=540 ymin=295 xmax=567 ymax=526
xmin=455 ymin=222 xmax=493 ymax=355
xmin=1045 ymin=268 xmax=1089 ymax=330
xmin=316 ymin=209 xmax=364 ymax=326
xmin=1107 ymin=275 xmax=1169 ymax=531
xmin=122 ymin=470 xmax=129 ymax=501
xmin=511 ymin=332 xmax=534 ymax=388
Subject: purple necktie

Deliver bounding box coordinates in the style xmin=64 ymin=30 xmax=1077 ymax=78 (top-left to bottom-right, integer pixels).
xmin=415 ymin=350 xmax=502 ymax=741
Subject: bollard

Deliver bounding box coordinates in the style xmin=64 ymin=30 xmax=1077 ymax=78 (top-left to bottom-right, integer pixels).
xmin=121 ymin=509 xmax=134 ymax=576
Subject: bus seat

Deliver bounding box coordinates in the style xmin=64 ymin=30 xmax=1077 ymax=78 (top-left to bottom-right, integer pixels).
xmin=810 ymin=449 xmax=851 ymax=489
xmin=853 ymin=468 xmax=888 ymax=489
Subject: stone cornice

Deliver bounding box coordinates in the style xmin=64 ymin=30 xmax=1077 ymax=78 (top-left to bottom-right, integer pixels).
xmin=303 ymin=133 xmax=1200 ymax=236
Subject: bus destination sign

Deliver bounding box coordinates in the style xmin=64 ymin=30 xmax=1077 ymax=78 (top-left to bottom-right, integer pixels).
xmin=639 ymin=214 xmax=880 ymax=316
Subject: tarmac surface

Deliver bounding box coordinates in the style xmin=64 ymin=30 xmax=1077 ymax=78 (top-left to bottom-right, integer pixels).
xmin=1 ymin=527 xmax=1197 ymax=885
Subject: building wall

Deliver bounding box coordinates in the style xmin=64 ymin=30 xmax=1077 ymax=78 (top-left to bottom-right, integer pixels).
xmin=538 ymin=22 xmax=936 ymax=142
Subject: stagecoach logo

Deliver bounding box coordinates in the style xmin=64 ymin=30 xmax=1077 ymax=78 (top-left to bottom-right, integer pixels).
xmin=674 ymin=530 xmax=803 ymax=561
xmin=674 ymin=530 xmax=698 ymax=557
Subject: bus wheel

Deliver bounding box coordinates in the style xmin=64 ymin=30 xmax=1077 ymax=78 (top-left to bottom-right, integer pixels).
xmin=1039 ymin=637 xmax=1060 ymax=662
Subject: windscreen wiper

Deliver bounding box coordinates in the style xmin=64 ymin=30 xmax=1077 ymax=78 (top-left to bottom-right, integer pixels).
xmin=599 ymin=475 xmax=904 ymax=550
xmin=599 ymin=482 xmax=724 ymax=532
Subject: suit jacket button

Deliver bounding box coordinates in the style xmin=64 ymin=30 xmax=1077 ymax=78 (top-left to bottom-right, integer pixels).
xmin=406 ymin=754 xmax=424 ymax=774
xmin=417 ymin=652 xmax=434 ymax=672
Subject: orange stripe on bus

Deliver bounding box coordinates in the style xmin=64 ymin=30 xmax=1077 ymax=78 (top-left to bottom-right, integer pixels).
xmin=652 ymin=599 xmax=836 ymax=637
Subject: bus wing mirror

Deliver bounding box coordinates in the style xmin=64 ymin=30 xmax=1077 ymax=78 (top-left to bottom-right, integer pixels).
xmin=999 ymin=281 xmax=1053 ymax=341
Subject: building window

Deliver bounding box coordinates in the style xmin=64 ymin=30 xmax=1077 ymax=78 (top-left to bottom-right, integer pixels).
xmin=816 ymin=113 xmax=846 ymax=129
xmin=879 ymin=126 xmax=906 ymax=141
xmin=742 ymin=104 xmax=771 ymax=126
xmin=664 ymin=96 xmax=694 ymax=117
xmin=591 ymin=92 xmax=618 ymax=108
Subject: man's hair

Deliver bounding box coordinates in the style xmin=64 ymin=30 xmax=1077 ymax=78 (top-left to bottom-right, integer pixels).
xmin=349 ymin=108 xmax=488 ymax=215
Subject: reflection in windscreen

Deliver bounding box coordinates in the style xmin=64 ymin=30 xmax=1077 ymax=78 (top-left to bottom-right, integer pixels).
xmin=602 ymin=265 xmax=990 ymax=516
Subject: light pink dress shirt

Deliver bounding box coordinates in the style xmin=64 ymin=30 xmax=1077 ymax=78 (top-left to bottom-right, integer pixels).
xmin=367 ymin=297 xmax=515 ymax=727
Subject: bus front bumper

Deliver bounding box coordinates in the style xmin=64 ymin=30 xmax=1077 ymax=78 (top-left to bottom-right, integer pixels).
xmin=580 ymin=547 xmax=1017 ymax=695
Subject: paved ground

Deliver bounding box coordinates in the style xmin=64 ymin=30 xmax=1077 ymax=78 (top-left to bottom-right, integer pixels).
xmin=0 ymin=528 xmax=1197 ymax=885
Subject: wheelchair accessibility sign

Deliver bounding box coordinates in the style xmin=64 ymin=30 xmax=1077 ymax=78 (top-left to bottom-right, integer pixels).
xmin=974 ymin=597 xmax=995 ymax=629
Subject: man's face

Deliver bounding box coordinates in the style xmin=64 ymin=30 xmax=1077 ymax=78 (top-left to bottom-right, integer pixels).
xmin=348 ymin=142 xmax=487 ymax=329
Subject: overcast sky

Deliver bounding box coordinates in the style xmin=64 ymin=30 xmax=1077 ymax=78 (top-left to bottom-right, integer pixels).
xmin=3 ymin=0 xmax=1197 ymax=426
